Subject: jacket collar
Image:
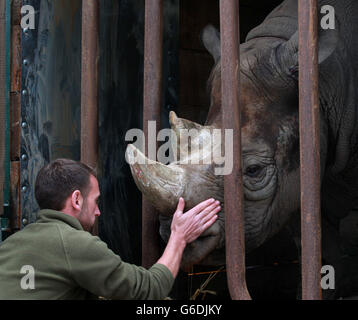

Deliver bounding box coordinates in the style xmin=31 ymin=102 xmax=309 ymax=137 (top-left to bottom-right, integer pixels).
xmin=36 ymin=209 xmax=84 ymax=231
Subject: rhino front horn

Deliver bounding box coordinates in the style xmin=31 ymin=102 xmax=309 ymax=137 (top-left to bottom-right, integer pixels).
xmin=125 ymin=144 xmax=185 ymax=215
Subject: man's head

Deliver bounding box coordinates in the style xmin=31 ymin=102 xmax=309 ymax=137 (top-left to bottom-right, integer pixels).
xmin=35 ymin=159 xmax=101 ymax=231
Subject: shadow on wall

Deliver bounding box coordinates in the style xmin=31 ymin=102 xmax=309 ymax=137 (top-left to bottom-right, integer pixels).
xmin=21 ymin=0 xmax=81 ymax=224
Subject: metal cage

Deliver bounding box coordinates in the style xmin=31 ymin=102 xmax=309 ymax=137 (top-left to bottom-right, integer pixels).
xmin=134 ymin=0 xmax=322 ymax=300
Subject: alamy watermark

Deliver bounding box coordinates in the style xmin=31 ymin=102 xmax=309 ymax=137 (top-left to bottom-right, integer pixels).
xmin=321 ymin=5 xmax=335 ymax=30
xmin=21 ymin=5 xmax=35 ymax=30
xmin=321 ymin=264 xmax=335 ymax=290
xmin=19 ymin=4 xmax=335 ymax=31
xmin=20 ymin=264 xmax=334 ymax=292
xmin=125 ymin=121 xmax=234 ymax=176
xmin=20 ymin=265 xmax=35 ymax=290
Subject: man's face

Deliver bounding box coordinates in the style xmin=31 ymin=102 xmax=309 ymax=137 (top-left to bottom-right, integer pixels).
xmin=78 ymin=175 xmax=101 ymax=232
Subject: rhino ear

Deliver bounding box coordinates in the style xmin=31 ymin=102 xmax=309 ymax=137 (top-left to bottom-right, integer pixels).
xmin=202 ymin=25 xmax=221 ymax=63
xmin=283 ymin=27 xmax=339 ymax=75
xmin=317 ymin=27 xmax=339 ymax=64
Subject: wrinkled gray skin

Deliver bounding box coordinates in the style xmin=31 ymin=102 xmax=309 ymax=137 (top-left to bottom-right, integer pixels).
xmin=127 ymin=0 xmax=358 ymax=298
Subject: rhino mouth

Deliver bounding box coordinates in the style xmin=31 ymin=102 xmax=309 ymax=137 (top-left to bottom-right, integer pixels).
xmin=159 ymin=214 xmax=225 ymax=270
xmin=182 ymin=230 xmax=223 ymax=270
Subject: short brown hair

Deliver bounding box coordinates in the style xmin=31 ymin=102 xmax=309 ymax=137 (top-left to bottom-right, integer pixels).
xmin=35 ymin=159 xmax=97 ymax=210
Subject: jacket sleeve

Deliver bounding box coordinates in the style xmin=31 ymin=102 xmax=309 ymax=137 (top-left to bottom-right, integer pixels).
xmin=60 ymin=228 xmax=174 ymax=300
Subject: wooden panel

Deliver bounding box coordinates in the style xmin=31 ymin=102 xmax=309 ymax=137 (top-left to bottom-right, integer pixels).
xmin=11 ymin=0 xmax=22 ymax=26
xmin=180 ymin=0 xmax=219 ymax=52
xmin=240 ymin=0 xmax=283 ymax=10
xmin=179 ymin=50 xmax=212 ymax=107
xmin=178 ymin=0 xmax=218 ymax=124
xmin=11 ymin=25 xmax=21 ymax=92
xmin=178 ymin=49 xmax=212 ymax=123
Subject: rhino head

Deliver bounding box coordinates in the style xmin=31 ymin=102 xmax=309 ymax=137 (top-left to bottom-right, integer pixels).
xmin=126 ymin=23 xmax=338 ymax=270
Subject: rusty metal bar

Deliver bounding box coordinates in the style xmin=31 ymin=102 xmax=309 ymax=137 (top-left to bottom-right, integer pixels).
xmin=81 ymin=0 xmax=99 ymax=235
xmin=0 ymin=0 xmax=11 ymax=239
xmin=0 ymin=0 xmax=7 ymax=218
xmin=298 ymin=0 xmax=322 ymax=300
xmin=220 ymin=0 xmax=251 ymax=300
xmin=142 ymin=0 xmax=163 ymax=268
xmin=81 ymin=0 xmax=99 ymax=169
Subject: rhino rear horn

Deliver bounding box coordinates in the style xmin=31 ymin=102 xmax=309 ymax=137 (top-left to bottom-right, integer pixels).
xmin=169 ymin=111 xmax=219 ymax=165
xmin=202 ymin=24 xmax=221 ymax=63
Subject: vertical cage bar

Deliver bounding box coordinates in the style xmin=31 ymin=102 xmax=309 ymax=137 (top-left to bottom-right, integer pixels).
xmin=220 ymin=0 xmax=251 ymax=300
xmin=0 ymin=0 xmax=7 ymax=219
xmin=81 ymin=0 xmax=99 ymax=234
xmin=0 ymin=0 xmax=11 ymax=241
xmin=81 ymin=0 xmax=99 ymax=169
xmin=142 ymin=0 xmax=163 ymax=268
xmin=298 ymin=0 xmax=322 ymax=300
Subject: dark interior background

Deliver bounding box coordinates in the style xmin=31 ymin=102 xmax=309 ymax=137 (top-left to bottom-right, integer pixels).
xmin=97 ymin=0 xmax=299 ymax=300
xmin=174 ymin=0 xmax=300 ymax=300
xmin=20 ymin=0 xmax=300 ymax=299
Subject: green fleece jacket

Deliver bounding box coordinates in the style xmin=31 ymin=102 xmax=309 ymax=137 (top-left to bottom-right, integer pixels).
xmin=0 ymin=209 xmax=174 ymax=300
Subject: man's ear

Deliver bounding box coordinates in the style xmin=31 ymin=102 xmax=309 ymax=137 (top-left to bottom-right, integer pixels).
xmin=71 ymin=190 xmax=83 ymax=212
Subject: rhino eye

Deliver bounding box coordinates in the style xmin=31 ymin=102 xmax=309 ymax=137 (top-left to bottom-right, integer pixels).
xmin=245 ymin=165 xmax=263 ymax=178
xmin=288 ymin=65 xmax=299 ymax=80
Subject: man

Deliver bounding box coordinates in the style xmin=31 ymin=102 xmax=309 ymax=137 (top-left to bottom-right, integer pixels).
xmin=0 ymin=159 xmax=220 ymax=299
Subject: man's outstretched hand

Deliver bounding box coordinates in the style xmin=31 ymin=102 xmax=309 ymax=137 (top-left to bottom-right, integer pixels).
xmin=171 ymin=197 xmax=220 ymax=244
xmin=157 ymin=197 xmax=221 ymax=279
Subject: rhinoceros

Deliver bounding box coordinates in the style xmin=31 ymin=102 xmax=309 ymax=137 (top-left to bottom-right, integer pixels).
xmin=126 ymin=0 xmax=358 ymax=298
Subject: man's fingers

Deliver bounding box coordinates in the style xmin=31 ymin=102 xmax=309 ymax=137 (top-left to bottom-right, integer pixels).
xmin=197 ymin=201 xmax=221 ymax=218
xmin=187 ymin=198 xmax=216 ymax=215
xmin=201 ymin=214 xmax=219 ymax=232
xmin=200 ymin=205 xmax=221 ymax=225
xmin=175 ymin=197 xmax=185 ymax=214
